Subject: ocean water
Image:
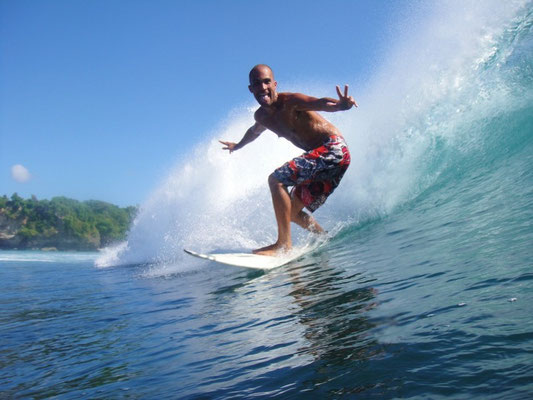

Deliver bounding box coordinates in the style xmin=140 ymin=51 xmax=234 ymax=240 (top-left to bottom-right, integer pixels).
xmin=2 ymin=1 xmax=533 ymax=398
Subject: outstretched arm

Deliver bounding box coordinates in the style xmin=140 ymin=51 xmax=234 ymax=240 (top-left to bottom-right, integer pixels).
xmin=289 ymin=85 xmax=358 ymax=112
xmin=220 ymin=122 xmax=266 ymax=153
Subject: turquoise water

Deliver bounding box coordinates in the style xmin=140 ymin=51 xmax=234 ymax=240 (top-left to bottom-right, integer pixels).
xmin=2 ymin=2 xmax=533 ymax=398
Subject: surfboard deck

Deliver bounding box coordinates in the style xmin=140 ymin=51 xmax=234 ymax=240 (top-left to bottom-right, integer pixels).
xmin=183 ymin=248 xmax=305 ymax=270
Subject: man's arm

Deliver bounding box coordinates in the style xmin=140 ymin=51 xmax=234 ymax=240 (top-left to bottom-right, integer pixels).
xmin=220 ymin=122 xmax=266 ymax=153
xmin=288 ymin=85 xmax=358 ymax=112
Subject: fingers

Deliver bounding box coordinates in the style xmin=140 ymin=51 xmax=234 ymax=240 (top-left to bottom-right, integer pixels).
xmin=335 ymin=84 xmax=358 ymax=108
xmin=219 ymin=140 xmax=237 ymax=153
xmin=335 ymin=84 xmax=350 ymax=99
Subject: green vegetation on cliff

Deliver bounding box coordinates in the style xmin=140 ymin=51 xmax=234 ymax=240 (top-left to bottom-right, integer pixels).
xmin=0 ymin=194 xmax=137 ymax=250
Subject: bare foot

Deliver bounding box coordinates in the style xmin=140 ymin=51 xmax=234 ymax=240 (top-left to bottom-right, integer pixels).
xmin=253 ymin=242 xmax=291 ymax=256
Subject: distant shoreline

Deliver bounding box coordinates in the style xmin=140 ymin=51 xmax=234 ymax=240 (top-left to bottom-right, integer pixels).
xmin=0 ymin=247 xmax=101 ymax=252
xmin=0 ymin=194 xmax=136 ymax=252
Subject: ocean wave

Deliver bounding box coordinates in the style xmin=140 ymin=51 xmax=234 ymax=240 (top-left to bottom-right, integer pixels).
xmin=96 ymin=0 xmax=533 ymax=270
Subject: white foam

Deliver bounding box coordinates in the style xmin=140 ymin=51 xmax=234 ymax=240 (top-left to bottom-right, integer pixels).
xmin=2 ymin=251 xmax=99 ymax=263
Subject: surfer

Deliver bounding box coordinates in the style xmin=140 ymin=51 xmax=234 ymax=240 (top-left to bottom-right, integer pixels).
xmin=220 ymin=64 xmax=357 ymax=256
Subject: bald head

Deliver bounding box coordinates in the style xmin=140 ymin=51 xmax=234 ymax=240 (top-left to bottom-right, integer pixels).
xmin=248 ymin=64 xmax=278 ymax=106
xmin=249 ymin=64 xmax=274 ymax=84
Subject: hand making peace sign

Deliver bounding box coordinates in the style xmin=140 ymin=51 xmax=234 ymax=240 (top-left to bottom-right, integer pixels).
xmin=335 ymin=84 xmax=358 ymax=110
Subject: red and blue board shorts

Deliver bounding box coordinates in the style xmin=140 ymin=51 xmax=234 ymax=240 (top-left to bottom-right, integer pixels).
xmin=272 ymin=135 xmax=350 ymax=212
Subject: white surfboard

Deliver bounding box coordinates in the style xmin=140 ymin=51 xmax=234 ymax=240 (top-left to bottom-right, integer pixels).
xmin=183 ymin=248 xmax=306 ymax=270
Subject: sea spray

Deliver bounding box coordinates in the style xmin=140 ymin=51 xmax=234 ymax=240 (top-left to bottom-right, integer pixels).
xmin=96 ymin=0 xmax=532 ymax=270
xmin=96 ymin=112 xmax=300 ymax=268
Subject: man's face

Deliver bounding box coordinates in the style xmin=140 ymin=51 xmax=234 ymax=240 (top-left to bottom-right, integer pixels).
xmin=248 ymin=67 xmax=277 ymax=107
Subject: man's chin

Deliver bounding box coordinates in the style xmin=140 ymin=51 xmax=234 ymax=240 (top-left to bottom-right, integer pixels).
xmin=255 ymin=95 xmax=272 ymax=106
xmin=257 ymin=99 xmax=271 ymax=107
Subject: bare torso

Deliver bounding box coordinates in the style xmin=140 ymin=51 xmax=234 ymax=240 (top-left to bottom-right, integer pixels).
xmin=254 ymin=93 xmax=342 ymax=151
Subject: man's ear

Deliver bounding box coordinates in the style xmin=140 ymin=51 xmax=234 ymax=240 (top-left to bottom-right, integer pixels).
xmin=248 ymin=85 xmax=253 ymax=93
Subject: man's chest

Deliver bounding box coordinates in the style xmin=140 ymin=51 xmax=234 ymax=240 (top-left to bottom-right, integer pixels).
xmin=255 ymin=107 xmax=301 ymax=133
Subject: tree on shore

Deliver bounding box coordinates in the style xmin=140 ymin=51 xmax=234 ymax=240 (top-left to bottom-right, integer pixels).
xmin=0 ymin=194 xmax=137 ymax=250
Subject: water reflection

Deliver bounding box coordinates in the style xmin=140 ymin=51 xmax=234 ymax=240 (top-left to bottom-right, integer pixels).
xmin=285 ymin=252 xmax=382 ymax=392
xmin=178 ymin=248 xmax=383 ymax=397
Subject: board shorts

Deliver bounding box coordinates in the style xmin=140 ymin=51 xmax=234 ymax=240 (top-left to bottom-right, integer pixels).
xmin=272 ymin=135 xmax=350 ymax=212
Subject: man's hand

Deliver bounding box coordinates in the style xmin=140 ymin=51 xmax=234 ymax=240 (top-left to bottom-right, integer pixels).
xmin=220 ymin=124 xmax=264 ymax=153
xmin=220 ymin=140 xmax=237 ymax=153
xmin=332 ymin=84 xmax=358 ymax=110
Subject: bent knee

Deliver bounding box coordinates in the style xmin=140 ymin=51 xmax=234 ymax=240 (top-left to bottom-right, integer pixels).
xmin=268 ymin=174 xmax=283 ymax=188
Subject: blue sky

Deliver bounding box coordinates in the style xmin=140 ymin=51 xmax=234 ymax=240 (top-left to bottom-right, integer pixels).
xmin=1 ymin=0 xmax=412 ymax=206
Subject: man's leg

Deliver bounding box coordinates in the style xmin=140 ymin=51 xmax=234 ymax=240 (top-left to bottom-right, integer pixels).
xmin=253 ymin=174 xmax=292 ymax=255
xmin=290 ymin=195 xmax=324 ymax=234
xmin=254 ymin=176 xmax=327 ymax=256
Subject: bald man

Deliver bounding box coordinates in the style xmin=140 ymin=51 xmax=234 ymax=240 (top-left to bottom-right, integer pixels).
xmin=221 ymin=65 xmax=357 ymax=256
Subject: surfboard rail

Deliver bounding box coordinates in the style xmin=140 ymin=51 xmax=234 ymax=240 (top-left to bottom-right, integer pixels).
xmin=183 ymin=248 xmax=301 ymax=270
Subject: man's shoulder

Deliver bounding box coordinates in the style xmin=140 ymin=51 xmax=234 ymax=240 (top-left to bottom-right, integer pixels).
xmin=278 ymin=92 xmax=298 ymax=101
xmin=254 ymin=106 xmax=266 ymax=117
xmin=279 ymin=92 xmax=314 ymax=106
xmin=253 ymin=106 xmax=270 ymax=124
